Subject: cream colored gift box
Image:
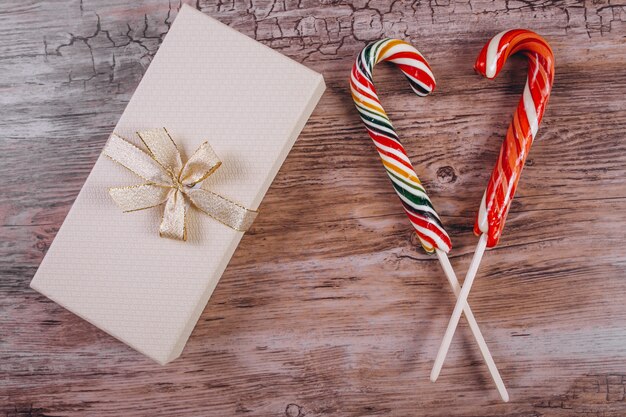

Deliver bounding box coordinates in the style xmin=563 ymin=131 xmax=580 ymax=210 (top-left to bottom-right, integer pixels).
xmin=30 ymin=5 xmax=325 ymax=365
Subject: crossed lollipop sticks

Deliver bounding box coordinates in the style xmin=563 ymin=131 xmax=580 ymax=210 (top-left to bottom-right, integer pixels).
xmin=350 ymin=30 xmax=554 ymax=402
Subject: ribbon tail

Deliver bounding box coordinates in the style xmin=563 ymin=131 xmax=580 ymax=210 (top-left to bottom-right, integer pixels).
xmin=109 ymin=184 xmax=171 ymax=212
xmin=160 ymin=189 xmax=188 ymax=241
xmin=187 ymin=189 xmax=257 ymax=232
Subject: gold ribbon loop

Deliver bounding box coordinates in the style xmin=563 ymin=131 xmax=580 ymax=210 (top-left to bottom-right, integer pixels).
xmin=180 ymin=142 xmax=222 ymax=186
xmin=137 ymin=128 xmax=183 ymax=174
xmin=105 ymin=134 xmax=173 ymax=186
xmin=102 ymin=128 xmax=257 ymax=241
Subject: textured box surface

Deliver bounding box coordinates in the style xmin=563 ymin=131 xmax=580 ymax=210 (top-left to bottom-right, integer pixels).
xmin=30 ymin=5 xmax=325 ymax=365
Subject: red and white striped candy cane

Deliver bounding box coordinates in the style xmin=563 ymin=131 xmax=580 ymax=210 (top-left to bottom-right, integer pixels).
xmin=431 ymin=29 xmax=554 ymax=385
xmin=475 ymin=29 xmax=555 ymax=248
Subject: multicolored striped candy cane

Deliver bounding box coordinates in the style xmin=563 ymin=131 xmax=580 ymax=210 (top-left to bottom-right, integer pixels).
xmin=431 ymin=29 xmax=555 ymax=385
xmin=351 ymin=38 xmax=508 ymax=401
xmin=350 ymin=38 xmax=450 ymax=254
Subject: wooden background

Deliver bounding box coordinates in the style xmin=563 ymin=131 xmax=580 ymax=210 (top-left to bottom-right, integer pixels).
xmin=1 ymin=0 xmax=625 ymax=415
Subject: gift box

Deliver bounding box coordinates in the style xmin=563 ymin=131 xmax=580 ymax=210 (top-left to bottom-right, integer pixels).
xmin=30 ymin=5 xmax=325 ymax=365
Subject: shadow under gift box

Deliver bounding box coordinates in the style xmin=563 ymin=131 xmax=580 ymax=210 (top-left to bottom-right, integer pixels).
xmin=30 ymin=4 xmax=325 ymax=365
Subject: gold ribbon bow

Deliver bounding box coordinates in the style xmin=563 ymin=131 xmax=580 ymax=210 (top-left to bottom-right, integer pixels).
xmin=102 ymin=128 xmax=257 ymax=241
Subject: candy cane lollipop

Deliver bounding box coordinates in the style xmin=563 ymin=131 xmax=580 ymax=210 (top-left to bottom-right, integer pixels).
xmin=431 ymin=29 xmax=555 ymax=383
xmin=351 ymin=38 xmax=508 ymax=401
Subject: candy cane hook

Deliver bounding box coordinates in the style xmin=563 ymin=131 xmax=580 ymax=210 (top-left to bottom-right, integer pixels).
xmin=351 ymin=38 xmax=508 ymax=401
xmin=431 ymin=29 xmax=555 ymax=385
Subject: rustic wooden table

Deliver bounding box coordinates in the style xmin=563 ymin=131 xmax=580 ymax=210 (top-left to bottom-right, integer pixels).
xmin=2 ymin=0 xmax=625 ymax=416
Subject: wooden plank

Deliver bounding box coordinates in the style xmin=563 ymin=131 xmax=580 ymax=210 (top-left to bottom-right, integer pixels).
xmin=1 ymin=0 xmax=625 ymax=415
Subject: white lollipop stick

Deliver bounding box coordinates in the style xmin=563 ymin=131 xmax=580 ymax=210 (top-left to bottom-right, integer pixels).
xmin=435 ymin=246 xmax=508 ymax=402
xmin=429 ymin=29 xmax=554 ymax=400
xmin=349 ymin=38 xmax=507 ymax=400
xmin=431 ymin=234 xmax=489 ymax=381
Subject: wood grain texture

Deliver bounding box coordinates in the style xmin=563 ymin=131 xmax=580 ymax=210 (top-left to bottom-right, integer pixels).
xmin=1 ymin=0 xmax=626 ymax=415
